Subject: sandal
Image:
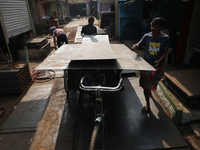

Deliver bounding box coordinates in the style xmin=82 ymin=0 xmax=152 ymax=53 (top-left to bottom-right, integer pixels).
xmin=141 ymin=105 xmax=150 ymax=115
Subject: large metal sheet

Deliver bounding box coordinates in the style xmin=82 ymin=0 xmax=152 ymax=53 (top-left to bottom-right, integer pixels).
xmin=111 ymin=44 xmax=155 ymax=71
xmin=96 ymin=26 xmax=107 ymax=35
xmin=67 ymin=59 xmax=121 ymax=70
xmin=0 ymin=132 xmax=35 ymax=150
xmin=36 ymin=44 xmax=80 ymax=70
xmin=71 ymin=35 xmax=117 ymax=60
xmin=36 ymin=43 xmax=155 ymax=71
xmin=0 ymin=82 xmax=53 ymax=131
xmin=74 ymin=26 xmax=107 ymax=43
xmin=74 ymin=26 xmax=83 ymax=43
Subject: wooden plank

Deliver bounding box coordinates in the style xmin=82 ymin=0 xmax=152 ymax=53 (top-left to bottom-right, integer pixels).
xmin=165 ymin=69 xmax=200 ymax=98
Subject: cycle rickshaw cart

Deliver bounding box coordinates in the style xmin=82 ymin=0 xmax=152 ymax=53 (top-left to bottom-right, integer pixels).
xmin=36 ymin=35 xmax=155 ymax=150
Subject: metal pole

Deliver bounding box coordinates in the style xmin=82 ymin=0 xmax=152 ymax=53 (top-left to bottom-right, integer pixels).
xmin=26 ymin=0 xmax=37 ymax=38
xmin=115 ymin=0 xmax=119 ymax=39
xmin=24 ymin=45 xmax=30 ymax=71
xmin=32 ymin=0 xmax=39 ymax=24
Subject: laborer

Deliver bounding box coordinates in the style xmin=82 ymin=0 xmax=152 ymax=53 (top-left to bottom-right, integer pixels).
xmin=81 ymin=16 xmax=97 ymax=37
xmin=49 ymin=26 xmax=56 ymax=35
xmin=50 ymin=27 xmax=68 ymax=49
xmin=131 ymin=17 xmax=170 ymax=115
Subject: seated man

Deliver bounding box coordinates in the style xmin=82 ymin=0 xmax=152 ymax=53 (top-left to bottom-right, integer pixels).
xmin=81 ymin=16 xmax=97 ymax=37
xmin=52 ymin=27 xmax=68 ymax=49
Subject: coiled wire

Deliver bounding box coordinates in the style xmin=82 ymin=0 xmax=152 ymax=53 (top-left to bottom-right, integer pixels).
xmin=31 ymin=70 xmax=56 ymax=83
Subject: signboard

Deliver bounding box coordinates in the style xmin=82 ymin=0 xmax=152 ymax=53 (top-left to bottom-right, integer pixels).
xmin=68 ymin=0 xmax=89 ymax=4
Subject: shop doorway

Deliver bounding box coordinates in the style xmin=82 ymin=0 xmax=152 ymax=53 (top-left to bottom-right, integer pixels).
xmin=69 ymin=3 xmax=86 ymax=17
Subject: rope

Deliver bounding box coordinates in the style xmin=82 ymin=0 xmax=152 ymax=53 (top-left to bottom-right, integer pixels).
xmin=31 ymin=70 xmax=56 ymax=83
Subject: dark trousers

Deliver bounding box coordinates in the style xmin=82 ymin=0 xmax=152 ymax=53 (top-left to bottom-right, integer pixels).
xmin=57 ymin=34 xmax=68 ymax=47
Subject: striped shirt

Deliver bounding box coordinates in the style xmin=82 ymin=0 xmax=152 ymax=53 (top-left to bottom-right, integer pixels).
xmin=53 ymin=29 xmax=66 ymax=37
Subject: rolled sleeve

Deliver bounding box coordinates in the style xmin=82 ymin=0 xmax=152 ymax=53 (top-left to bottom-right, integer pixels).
xmin=138 ymin=34 xmax=146 ymax=46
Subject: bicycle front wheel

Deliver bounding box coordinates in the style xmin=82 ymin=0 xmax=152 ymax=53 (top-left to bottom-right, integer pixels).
xmin=89 ymin=122 xmax=103 ymax=150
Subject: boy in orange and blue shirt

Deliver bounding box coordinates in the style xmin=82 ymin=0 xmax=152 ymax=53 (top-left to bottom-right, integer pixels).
xmin=131 ymin=17 xmax=170 ymax=115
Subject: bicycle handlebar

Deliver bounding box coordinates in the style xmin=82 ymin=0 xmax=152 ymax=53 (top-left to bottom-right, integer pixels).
xmin=79 ymin=78 xmax=123 ymax=92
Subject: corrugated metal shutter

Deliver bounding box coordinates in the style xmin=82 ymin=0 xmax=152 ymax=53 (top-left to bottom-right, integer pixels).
xmin=0 ymin=0 xmax=32 ymax=38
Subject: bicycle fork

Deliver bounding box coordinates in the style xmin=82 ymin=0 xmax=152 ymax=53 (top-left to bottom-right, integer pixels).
xmin=94 ymin=92 xmax=105 ymax=149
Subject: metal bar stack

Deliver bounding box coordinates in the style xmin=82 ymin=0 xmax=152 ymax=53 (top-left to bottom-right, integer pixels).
xmin=0 ymin=64 xmax=32 ymax=94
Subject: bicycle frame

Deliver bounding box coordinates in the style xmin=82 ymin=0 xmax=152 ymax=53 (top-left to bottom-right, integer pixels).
xmin=79 ymin=77 xmax=123 ymax=149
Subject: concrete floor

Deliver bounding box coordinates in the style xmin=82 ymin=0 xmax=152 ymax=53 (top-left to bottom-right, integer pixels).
xmin=0 ymin=75 xmax=190 ymax=150
xmin=76 ymin=77 xmax=189 ymax=150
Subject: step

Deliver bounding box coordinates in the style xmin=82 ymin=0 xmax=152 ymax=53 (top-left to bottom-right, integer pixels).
xmin=157 ymin=81 xmax=200 ymax=124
